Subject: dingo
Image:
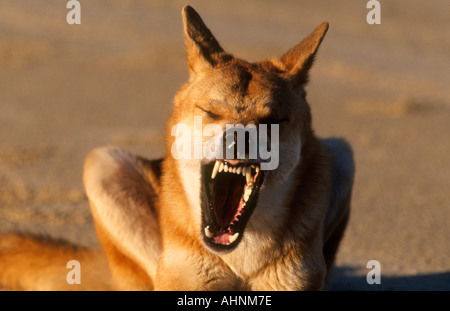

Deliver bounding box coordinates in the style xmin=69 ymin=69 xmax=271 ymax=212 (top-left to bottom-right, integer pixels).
xmin=0 ymin=5 xmax=354 ymax=291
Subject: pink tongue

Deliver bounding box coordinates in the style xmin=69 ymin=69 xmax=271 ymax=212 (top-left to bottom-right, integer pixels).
xmin=213 ymin=233 xmax=231 ymax=244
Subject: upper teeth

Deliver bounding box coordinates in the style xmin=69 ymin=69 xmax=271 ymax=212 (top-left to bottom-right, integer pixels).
xmin=211 ymin=161 xmax=221 ymax=178
xmin=211 ymin=160 xmax=260 ymax=182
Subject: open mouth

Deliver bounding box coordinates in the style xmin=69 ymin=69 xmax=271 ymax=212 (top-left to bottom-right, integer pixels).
xmin=201 ymin=159 xmax=264 ymax=253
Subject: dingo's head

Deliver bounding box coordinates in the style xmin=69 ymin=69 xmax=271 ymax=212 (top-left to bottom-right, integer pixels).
xmin=166 ymin=5 xmax=328 ymax=253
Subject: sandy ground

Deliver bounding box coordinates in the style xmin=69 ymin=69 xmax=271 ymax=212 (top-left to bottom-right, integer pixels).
xmin=0 ymin=0 xmax=449 ymax=290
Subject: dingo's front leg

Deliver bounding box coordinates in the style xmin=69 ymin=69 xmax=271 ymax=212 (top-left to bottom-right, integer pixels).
xmin=84 ymin=147 xmax=163 ymax=290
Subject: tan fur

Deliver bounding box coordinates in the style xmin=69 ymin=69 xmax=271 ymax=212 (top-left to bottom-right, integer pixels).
xmin=0 ymin=233 xmax=111 ymax=290
xmin=0 ymin=5 xmax=354 ymax=291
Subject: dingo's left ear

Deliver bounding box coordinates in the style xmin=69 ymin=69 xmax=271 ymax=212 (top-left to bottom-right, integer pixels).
xmin=182 ymin=5 xmax=232 ymax=78
xmin=279 ymin=22 xmax=329 ymax=86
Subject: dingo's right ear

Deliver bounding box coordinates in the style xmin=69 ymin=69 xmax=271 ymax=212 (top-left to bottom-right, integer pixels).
xmin=182 ymin=5 xmax=232 ymax=78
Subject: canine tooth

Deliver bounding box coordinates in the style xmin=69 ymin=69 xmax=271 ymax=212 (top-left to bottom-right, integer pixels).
xmin=229 ymin=232 xmax=239 ymax=244
xmin=224 ymin=164 xmax=228 ymax=173
xmin=243 ymin=187 xmax=252 ymax=202
xmin=211 ymin=161 xmax=220 ymax=179
xmin=241 ymin=166 xmax=246 ymax=177
xmin=204 ymin=226 xmax=213 ymax=238
xmin=219 ymin=162 xmax=224 ymax=173
xmin=255 ymin=165 xmax=260 ymax=174
xmin=236 ymin=166 xmax=242 ymax=175
xmin=245 ymin=167 xmax=252 ymax=184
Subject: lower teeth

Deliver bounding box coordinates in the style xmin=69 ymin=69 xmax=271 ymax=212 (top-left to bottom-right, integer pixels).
xmin=204 ymin=226 xmax=213 ymax=238
xmin=229 ymin=232 xmax=239 ymax=243
xmin=204 ymin=227 xmax=240 ymax=244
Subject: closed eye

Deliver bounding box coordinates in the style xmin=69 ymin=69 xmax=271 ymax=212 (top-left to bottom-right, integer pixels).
xmin=196 ymin=106 xmax=220 ymax=120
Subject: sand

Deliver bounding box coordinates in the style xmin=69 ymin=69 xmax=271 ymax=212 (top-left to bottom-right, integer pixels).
xmin=0 ymin=0 xmax=449 ymax=290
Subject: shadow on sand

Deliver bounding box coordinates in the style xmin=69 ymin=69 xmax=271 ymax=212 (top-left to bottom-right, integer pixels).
xmin=326 ymin=266 xmax=450 ymax=291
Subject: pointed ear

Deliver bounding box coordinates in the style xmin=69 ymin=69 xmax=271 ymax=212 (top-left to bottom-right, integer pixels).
xmin=182 ymin=5 xmax=231 ymax=77
xmin=279 ymin=22 xmax=329 ymax=86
